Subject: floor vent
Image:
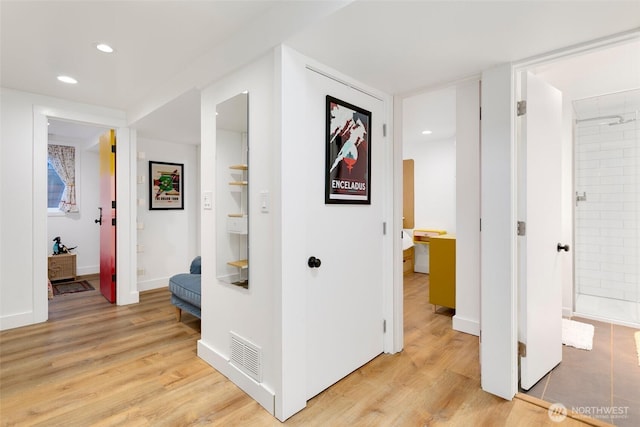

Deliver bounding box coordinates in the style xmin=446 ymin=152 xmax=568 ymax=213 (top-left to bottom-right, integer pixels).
xmin=230 ymin=331 xmax=262 ymax=382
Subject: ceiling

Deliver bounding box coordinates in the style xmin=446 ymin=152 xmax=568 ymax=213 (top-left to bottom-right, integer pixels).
xmin=2 ymin=1 xmax=639 ymax=143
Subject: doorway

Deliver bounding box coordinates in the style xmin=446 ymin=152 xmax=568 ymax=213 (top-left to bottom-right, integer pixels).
xmin=517 ymin=38 xmax=640 ymax=425
xmin=46 ymin=120 xmax=110 ymax=304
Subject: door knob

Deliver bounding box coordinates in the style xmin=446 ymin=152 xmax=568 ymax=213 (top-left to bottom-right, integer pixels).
xmin=308 ymin=256 xmax=322 ymax=268
xmin=94 ymin=207 xmax=103 ymax=225
xmin=557 ymin=243 xmax=570 ymax=252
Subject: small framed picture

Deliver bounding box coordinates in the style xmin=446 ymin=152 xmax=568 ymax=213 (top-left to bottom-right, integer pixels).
xmin=325 ymin=95 xmax=372 ymax=204
xmin=149 ymin=161 xmax=184 ymax=210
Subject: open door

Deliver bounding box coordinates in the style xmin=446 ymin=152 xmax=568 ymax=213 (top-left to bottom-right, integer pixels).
xmin=99 ymin=130 xmax=116 ymax=303
xmin=517 ymin=71 xmax=564 ymax=390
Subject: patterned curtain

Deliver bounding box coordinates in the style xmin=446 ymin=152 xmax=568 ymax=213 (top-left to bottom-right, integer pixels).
xmin=48 ymin=144 xmax=78 ymax=212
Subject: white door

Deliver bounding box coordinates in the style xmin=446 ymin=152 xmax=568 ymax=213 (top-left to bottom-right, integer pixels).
xmin=305 ymin=70 xmax=385 ymax=399
xmin=518 ymin=71 xmax=564 ymax=390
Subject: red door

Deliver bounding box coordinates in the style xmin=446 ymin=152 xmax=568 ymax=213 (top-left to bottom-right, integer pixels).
xmin=99 ymin=130 xmax=116 ymax=303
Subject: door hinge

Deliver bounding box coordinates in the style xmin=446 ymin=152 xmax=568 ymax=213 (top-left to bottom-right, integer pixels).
xmin=517 ymin=100 xmax=527 ymax=116
xmin=112 ymin=274 xmax=116 ymax=283
xmin=111 ymin=144 xmax=116 ymax=153
xmin=479 ymin=107 xmax=482 ymax=121
xmin=111 ymin=218 xmax=116 ymax=226
xmin=111 ymin=200 xmax=116 ymax=209
xmin=518 ymin=341 xmax=527 ymax=357
xmin=383 ymin=319 xmax=387 ymax=333
xmin=383 ymin=222 xmax=387 ymax=235
xmin=517 ymin=221 xmax=526 ymax=236
xmin=479 ymin=218 xmax=482 ymax=232
xmin=382 ymin=123 xmax=387 ymax=137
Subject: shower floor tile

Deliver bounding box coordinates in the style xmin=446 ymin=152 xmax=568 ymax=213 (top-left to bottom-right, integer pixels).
xmin=523 ymin=317 xmax=640 ymax=427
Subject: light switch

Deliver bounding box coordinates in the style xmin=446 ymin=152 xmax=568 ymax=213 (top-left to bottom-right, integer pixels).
xmin=260 ymin=190 xmax=269 ymax=213
xmin=203 ymin=191 xmax=213 ymax=210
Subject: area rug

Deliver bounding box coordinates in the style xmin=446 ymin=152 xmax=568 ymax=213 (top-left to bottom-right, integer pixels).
xmin=52 ymin=280 xmax=94 ymax=296
xmin=635 ymin=331 xmax=640 ymax=366
xmin=562 ymin=318 xmax=594 ymax=350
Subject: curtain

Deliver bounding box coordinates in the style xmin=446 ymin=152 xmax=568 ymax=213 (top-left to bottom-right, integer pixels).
xmin=48 ymin=144 xmax=78 ymax=212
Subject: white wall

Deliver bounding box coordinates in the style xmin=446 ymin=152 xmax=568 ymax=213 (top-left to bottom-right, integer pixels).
xmin=0 ymin=88 xmax=129 ymax=330
xmin=454 ymin=79 xmax=481 ymax=336
xmin=197 ymin=52 xmax=278 ymax=415
xmin=47 ymin=140 xmax=100 ymax=276
xmin=136 ymin=137 xmax=199 ymax=291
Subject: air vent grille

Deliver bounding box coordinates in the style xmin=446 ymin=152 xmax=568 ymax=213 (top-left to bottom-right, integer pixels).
xmin=229 ymin=331 xmax=262 ymax=382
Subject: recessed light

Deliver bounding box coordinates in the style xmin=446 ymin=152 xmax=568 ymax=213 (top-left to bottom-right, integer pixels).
xmin=57 ymin=75 xmax=78 ymax=84
xmin=95 ymin=43 xmax=114 ymax=53
xmin=421 ymin=130 xmax=432 ymax=135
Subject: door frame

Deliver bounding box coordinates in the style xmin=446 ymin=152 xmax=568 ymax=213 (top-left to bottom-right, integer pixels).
xmin=33 ymin=105 xmax=138 ymax=322
xmin=479 ymin=29 xmax=640 ymax=400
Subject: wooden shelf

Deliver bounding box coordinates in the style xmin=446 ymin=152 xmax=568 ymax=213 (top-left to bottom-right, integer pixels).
xmin=229 ymin=181 xmax=248 ymax=186
xmin=227 ymin=213 xmax=247 ymax=218
xmin=229 ymin=164 xmax=248 ymax=170
xmin=227 ymin=259 xmax=248 ymax=269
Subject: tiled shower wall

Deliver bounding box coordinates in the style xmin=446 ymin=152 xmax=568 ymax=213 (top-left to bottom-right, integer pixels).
xmin=574 ymin=95 xmax=639 ymax=306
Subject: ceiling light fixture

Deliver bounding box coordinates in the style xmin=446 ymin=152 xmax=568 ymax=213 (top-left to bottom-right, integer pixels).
xmin=57 ymin=75 xmax=78 ymax=84
xmin=95 ymin=43 xmax=114 ymax=53
xmin=421 ymin=130 xmax=433 ymax=135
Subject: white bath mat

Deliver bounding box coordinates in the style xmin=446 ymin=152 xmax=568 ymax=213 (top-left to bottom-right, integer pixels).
xmin=635 ymin=331 xmax=640 ymax=366
xmin=562 ymin=319 xmax=594 ymax=350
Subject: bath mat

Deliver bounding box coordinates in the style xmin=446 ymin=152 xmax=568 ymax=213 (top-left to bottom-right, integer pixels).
xmin=562 ymin=318 xmax=594 ymax=350
xmin=635 ymin=331 xmax=640 ymax=366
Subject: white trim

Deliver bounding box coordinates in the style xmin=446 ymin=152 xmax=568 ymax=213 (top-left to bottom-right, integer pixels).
xmin=452 ymin=316 xmax=480 ymax=336
xmin=33 ymin=105 xmax=133 ymax=327
xmin=197 ymin=339 xmax=275 ymax=416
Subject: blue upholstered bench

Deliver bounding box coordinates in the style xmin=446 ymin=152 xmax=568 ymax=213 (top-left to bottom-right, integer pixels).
xmin=169 ymin=256 xmax=201 ymax=322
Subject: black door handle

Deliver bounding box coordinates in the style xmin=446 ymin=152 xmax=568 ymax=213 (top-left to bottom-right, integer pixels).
xmin=557 ymin=243 xmax=570 ymax=252
xmin=308 ymin=256 xmax=322 ymax=268
xmin=94 ymin=207 xmax=103 ymax=225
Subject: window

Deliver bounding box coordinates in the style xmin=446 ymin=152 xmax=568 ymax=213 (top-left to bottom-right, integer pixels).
xmin=47 ymin=161 xmax=65 ymax=208
xmin=47 ymin=144 xmax=78 ymax=213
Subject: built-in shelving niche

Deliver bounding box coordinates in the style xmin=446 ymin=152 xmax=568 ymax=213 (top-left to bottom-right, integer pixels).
xmin=215 ymin=92 xmax=249 ymax=289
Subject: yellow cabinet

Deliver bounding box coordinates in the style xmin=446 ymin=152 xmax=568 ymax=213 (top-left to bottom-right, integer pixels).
xmin=429 ymin=235 xmax=455 ymax=309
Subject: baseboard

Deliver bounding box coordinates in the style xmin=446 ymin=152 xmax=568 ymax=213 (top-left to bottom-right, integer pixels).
xmin=0 ymin=311 xmax=36 ymax=331
xmin=414 ymin=263 xmax=428 ymax=274
xmin=197 ymin=339 xmax=275 ymax=416
xmin=137 ymin=278 xmax=169 ymax=291
xmin=76 ymin=265 xmax=99 ymax=276
xmin=453 ymin=315 xmax=480 ymax=336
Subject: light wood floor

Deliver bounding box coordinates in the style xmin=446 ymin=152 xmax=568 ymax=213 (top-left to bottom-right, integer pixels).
xmin=0 ymin=274 xmax=604 ymax=426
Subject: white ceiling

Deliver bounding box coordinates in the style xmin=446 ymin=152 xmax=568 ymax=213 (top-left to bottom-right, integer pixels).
xmin=2 ymin=1 xmax=639 ymax=143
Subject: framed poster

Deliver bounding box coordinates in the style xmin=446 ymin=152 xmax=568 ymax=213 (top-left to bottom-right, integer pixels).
xmin=325 ymin=95 xmax=372 ymax=204
xmin=149 ymin=161 xmax=184 ymax=210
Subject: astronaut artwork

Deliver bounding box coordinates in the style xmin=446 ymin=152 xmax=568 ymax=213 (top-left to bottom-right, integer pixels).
xmin=325 ymin=95 xmax=371 ymax=205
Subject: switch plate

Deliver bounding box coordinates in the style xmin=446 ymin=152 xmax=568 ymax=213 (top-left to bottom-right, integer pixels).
xmin=260 ymin=190 xmax=269 ymax=213
xmin=203 ymin=191 xmax=213 ymax=210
